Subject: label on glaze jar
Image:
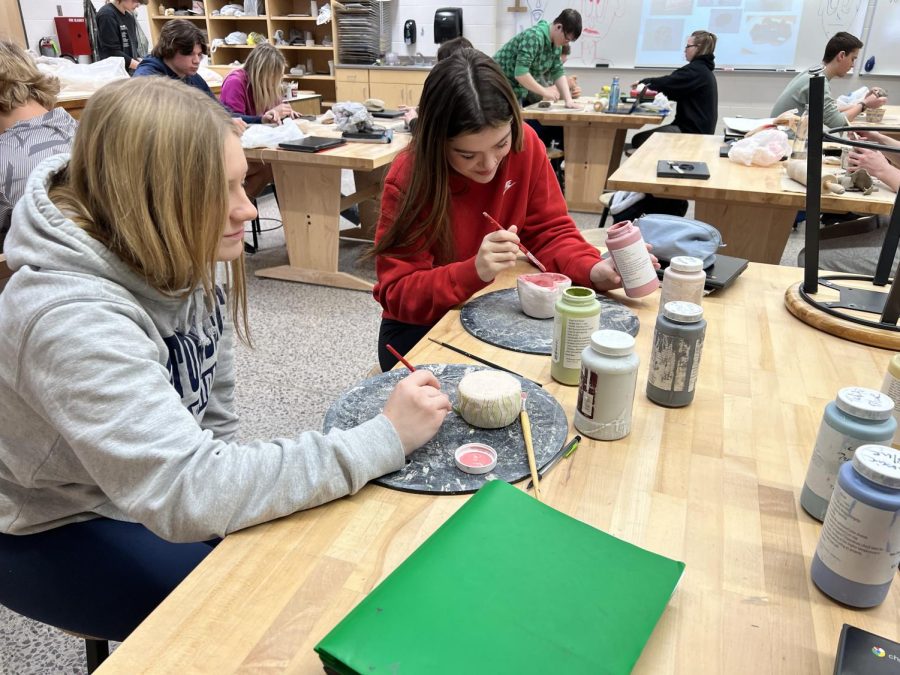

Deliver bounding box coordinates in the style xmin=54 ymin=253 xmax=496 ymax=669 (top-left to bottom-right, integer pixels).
xmin=815 ymin=484 xmax=900 ymax=585
xmin=805 ymin=426 xmax=857 ymax=501
xmin=648 ymin=332 xmax=704 ymax=392
xmin=610 ymin=240 xmax=657 ymax=288
xmin=577 ymin=367 xmax=597 ymax=418
xmin=556 ymin=315 xmax=600 ymax=369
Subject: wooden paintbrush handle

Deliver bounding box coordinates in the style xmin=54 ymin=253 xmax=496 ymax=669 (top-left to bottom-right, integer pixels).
xmin=521 ymin=410 xmax=542 ymax=501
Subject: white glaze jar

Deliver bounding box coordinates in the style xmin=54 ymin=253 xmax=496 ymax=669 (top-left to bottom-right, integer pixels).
xmin=659 ymin=256 xmax=705 ymax=312
xmin=574 ymin=330 xmax=639 ymax=440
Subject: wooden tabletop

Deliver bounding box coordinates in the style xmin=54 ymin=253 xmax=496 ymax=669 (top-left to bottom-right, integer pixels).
xmin=521 ymin=97 xmax=664 ymax=129
xmin=609 ymin=132 xmax=897 ymax=215
xmin=98 ymin=259 xmax=899 ymax=674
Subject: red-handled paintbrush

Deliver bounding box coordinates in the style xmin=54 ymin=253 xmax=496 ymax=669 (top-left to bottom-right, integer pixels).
xmin=482 ymin=211 xmax=548 ymax=272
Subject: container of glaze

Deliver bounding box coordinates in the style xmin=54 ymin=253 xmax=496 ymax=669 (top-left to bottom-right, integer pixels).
xmin=800 ymin=386 xmax=895 ymax=521
xmin=646 ymin=301 xmax=706 ymax=408
xmin=659 ymin=256 xmax=705 ymax=312
xmin=880 ymin=353 xmax=900 ymax=448
xmin=575 ymin=329 xmax=639 ymax=441
xmin=551 ymin=287 xmax=601 ymax=386
xmin=605 ymin=221 xmax=659 ymax=298
xmin=454 ymin=443 xmax=497 ymax=474
xmin=810 ymin=444 xmax=900 ymax=607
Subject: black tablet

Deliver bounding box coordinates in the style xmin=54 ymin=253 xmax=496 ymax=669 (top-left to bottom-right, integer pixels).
xmin=657 ymin=160 xmax=711 ymax=180
xmin=278 ymin=137 xmax=346 ymax=153
xmin=371 ymin=109 xmax=405 ymax=119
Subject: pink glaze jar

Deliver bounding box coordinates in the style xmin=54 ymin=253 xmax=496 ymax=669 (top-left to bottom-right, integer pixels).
xmin=605 ymin=221 xmax=659 ymax=298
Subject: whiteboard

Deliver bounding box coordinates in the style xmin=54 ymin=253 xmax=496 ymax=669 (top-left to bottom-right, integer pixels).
xmin=512 ymin=0 xmax=868 ymax=71
xmin=862 ymin=0 xmax=900 ymax=76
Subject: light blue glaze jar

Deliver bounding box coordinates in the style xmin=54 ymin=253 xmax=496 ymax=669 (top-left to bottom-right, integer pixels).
xmin=800 ymin=387 xmax=896 ymax=521
xmin=811 ymin=444 xmax=900 ymax=608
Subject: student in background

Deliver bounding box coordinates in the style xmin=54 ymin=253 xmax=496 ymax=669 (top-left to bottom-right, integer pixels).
xmin=493 ymin=9 xmax=581 ymax=109
xmin=0 ymin=76 xmax=450 ymax=643
xmin=96 ymin=0 xmax=147 ymax=73
xmin=0 ymin=40 xmax=77 ymax=250
xmin=630 ymin=30 xmax=718 ymax=150
xmin=771 ymin=32 xmax=886 ymax=128
xmin=134 ymin=19 xmax=272 ymax=196
xmin=220 ymin=43 xmax=297 ymax=124
xmin=371 ymin=49 xmax=653 ymax=372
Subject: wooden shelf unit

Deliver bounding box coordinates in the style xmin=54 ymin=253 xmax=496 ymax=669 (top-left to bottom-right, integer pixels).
xmin=148 ymin=0 xmax=338 ymax=107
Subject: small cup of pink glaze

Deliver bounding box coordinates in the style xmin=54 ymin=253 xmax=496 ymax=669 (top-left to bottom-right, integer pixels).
xmin=454 ymin=443 xmax=498 ymax=474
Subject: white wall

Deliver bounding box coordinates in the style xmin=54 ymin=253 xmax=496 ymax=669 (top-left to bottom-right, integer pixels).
xmin=21 ymin=0 xmax=150 ymax=55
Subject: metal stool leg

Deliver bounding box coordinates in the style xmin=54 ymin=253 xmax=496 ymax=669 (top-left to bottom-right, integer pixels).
xmin=84 ymin=638 xmax=109 ymax=673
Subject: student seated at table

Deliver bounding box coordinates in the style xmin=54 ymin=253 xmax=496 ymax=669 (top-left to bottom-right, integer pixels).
xmin=770 ymin=32 xmax=886 ymax=128
xmin=0 ymin=76 xmax=451 ymax=643
xmin=799 ymin=130 xmax=900 ymax=275
xmin=219 ymin=43 xmax=296 ymax=124
xmin=134 ymin=19 xmax=272 ymax=197
xmin=0 ymin=40 xmax=77 ymax=251
xmin=630 ymin=30 xmax=718 ymax=150
xmin=371 ymin=49 xmax=656 ymax=372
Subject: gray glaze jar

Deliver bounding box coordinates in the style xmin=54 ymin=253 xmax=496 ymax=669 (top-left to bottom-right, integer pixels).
xmin=646 ymin=301 xmax=706 ymax=408
xmin=575 ymin=330 xmax=639 ymax=441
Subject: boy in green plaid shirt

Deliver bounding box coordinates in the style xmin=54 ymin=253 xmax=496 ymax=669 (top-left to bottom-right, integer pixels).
xmin=493 ymin=9 xmax=582 ymax=109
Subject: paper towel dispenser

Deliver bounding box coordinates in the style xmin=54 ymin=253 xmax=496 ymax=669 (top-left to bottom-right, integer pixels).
xmin=434 ymin=8 xmax=463 ymax=44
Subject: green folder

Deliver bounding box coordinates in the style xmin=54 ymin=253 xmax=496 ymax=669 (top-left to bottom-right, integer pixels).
xmin=314 ymin=481 xmax=685 ymax=674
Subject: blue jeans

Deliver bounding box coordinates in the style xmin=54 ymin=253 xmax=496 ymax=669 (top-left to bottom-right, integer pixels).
xmin=0 ymin=518 xmax=216 ymax=641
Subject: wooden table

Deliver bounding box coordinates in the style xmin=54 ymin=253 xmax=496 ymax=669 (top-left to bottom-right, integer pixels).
xmin=98 ymin=261 xmax=899 ymax=674
xmin=245 ymin=125 xmax=409 ymax=291
xmin=522 ymin=98 xmax=664 ymax=213
xmin=56 ymin=84 xmax=225 ymax=120
xmin=608 ymin=133 xmax=898 ymax=264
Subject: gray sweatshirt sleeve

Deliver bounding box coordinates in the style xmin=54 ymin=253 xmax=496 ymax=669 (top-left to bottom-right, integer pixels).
xmin=199 ymin=313 xmax=240 ymax=443
xmin=14 ymin=300 xmax=405 ymax=542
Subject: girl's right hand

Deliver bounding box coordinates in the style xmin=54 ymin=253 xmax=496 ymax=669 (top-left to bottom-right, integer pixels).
xmin=383 ymin=370 xmax=452 ymax=454
xmin=475 ymin=226 xmax=521 ymax=282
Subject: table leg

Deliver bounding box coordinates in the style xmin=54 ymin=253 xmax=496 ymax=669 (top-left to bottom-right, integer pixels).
xmin=255 ymin=163 xmax=374 ymax=291
xmin=695 ymin=201 xmax=796 ymax=265
xmin=563 ymin=126 xmax=626 ymax=213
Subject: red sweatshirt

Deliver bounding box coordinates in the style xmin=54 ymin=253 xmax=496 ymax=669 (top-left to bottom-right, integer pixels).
xmin=373 ymin=124 xmax=602 ymax=326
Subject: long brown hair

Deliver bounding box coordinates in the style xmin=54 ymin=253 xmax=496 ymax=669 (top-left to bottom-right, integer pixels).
xmin=48 ymin=77 xmax=250 ymax=342
xmin=244 ymin=43 xmax=286 ymax=115
xmin=371 ymin=49 xmax=523 ymax=264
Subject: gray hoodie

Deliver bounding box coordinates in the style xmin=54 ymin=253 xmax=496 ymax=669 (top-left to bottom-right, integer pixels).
xmin=0 ymin=155 xmax=405 ymax=542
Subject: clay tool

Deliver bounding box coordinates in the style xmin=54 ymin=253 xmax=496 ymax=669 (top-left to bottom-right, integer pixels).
xmin=426 ymin=338 xmax=543 ymax=387
xmin=482 ymin=211 xmax=547 ymax=272
xmin=521 ymin=392 xmax=541 ymax=501
xmin=527 ymin=435 xmax=580 ymax=490
xmin=386 ymin=344 xmax=416 ymax=372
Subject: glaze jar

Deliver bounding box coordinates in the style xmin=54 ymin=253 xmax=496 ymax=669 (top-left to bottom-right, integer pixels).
xmin=879 ymin=353 xmax=900 ymax=448
xmin=605 ymin=221 xmax=659 ymax=298
xmin=646 ymin=301 xmax=705 ymax=408
xmin=659 ymin=256 xmax=705 ymax=311
xmin=800 ymin=387 xmax=895 ymax=521
xmin=551 ymin=287 xmax=601 ymax=386
xmin=811 ymin=444 xmax=900 ymax=607
xmin=574 ymin=330 xmax=639 ymax=441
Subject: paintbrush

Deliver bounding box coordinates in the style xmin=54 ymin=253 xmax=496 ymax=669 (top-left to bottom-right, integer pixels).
xmin=426 ymin=338 xmax=543 ymax=387
xmin=482 ymin=212 xmax=548 ymax=272
xmin=385 ymin=344 xmax=416 ymax=372
xmin=520 ymin=392 xmax=541 ymax=501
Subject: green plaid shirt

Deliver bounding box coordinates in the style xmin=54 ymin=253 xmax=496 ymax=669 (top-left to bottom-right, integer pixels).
xmin=493 ymin=21 xmax=564 ymax=101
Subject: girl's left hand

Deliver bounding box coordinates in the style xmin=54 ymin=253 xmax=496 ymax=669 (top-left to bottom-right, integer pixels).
xmin=263 ymin=103 xmax=298 ymax=123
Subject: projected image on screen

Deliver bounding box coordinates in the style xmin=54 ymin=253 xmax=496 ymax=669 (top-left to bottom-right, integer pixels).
xmin=635 ymin=0 xmax=803 ymax=68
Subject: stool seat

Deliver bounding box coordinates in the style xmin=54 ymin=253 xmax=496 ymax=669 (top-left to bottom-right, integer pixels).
xmin=598 ymin=191 xmax=615 ymax=228
xmin=546 ymin=148 xmax=564 ymax=160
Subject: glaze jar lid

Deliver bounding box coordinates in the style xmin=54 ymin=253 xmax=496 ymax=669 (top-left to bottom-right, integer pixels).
xmin=590 ymin=329 xmax=635 ymax=356
xmin=835 ymin=386 xmax=894 ymax=420
xmin=662 ymin=301 xmax=703 ymax=323
xmin=669 ymin=256 xmax=704 ymax=273
xmin=852 ymin=444 xmax=900 ymax=489
xmin=454 ymin=443 xmax=498 ymax=474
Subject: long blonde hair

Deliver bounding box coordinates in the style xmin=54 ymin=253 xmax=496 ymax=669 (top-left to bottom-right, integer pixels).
xmin=0 ymin=40 xmax=60 ymax=113
xmin=48 ymin=77 xmax=250 ymax=342
xmin=244 ymin=43 xmax=286 ymax=116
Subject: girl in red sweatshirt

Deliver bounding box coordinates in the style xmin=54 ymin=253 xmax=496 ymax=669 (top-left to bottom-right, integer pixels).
xmin=372 ymin=49 xmax=650 ymax=371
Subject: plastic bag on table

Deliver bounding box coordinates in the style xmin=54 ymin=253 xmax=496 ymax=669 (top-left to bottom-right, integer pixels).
xmin=728 ymin=128 xmax=790 ymax=167
xmin=240 ymin=122 xmax=306 ymax=149
xmin=34 ymin=55 xmax=128 ymax=94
